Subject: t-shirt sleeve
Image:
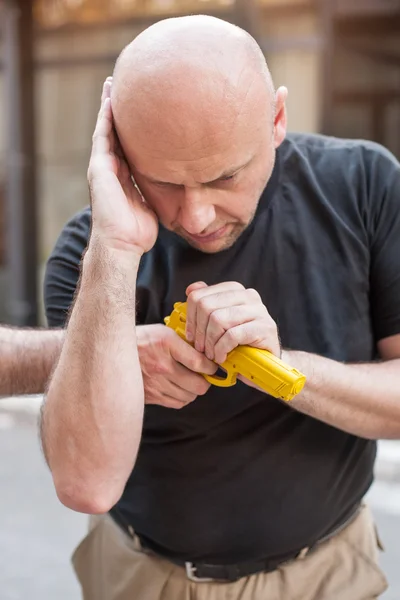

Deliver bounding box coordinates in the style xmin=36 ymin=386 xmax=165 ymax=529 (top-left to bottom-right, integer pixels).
xmin=366 ymin=144 xmax=400 ymax=341
xmin=44 ymin=208 xmax=91 ymax=328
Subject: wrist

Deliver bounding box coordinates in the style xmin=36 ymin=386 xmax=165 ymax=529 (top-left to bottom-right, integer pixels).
xmin=85 ymin=238 xmax=142 ymax=268
xmin=88 ymin=231 xmax=144 ymax=262
xmin=83 ymin=241 xmax=141 ymax=286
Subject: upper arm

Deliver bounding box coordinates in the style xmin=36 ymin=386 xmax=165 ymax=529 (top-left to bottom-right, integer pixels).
xmin=44 ymin=208 xmax=91 ymax=328
xmin=367 ymin=145 xmax=400 ymax=347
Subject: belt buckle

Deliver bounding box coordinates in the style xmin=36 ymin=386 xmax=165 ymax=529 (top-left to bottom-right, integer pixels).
xmin=185 ymin=562 xmax=214 ymax=583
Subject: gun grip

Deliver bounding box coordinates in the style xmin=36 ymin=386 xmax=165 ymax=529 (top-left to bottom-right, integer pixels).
xmin=204 ymin=364 xmax=237 ymax=388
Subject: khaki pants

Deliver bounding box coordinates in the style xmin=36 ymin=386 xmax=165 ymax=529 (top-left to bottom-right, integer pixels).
xmin=72 ymin=505 xmax=388 ymax=600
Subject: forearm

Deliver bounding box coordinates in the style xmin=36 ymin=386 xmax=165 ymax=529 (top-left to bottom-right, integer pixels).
xmin=283 ymin=350 xmax=400 ymax=439
xmin=42 ymin=241 xmax=144 ymax=513
xmin=0 ymin=327 xmax=63 ymax=396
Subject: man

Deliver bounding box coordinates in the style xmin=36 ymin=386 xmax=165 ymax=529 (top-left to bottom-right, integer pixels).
xmin=0 ymin=326 xmax=62 ymax=396
xmin=41 ymin=15 xmax=400 ymax=600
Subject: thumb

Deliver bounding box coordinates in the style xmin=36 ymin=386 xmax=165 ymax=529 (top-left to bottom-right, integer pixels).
xmin=186 ymin=281 xmax=208 ymax=297
xmin=169 ymin=330 xmax=217 ymax=375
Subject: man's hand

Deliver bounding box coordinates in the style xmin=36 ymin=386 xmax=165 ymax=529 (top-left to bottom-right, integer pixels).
xmin=88 ymin=77 xmax=158 ymax=255
xmin=137 ymin=325 xmax=217 ymax=410
xmin=185 ymin=282 xmax=281 ymax=365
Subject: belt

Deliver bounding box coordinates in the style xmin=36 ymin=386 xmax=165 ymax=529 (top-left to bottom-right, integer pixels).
xmin=113 ymin=503 xmax=362 ymax=584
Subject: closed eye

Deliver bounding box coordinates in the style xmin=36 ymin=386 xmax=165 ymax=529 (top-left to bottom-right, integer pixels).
xmin=211 ymin=174 xmax=237 ymax=186
xmin=153 ymin=181 xmax=184 ymax=189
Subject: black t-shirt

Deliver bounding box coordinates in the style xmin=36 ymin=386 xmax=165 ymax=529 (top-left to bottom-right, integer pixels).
xmin=44 ymin=133 xmax=400 ymax=565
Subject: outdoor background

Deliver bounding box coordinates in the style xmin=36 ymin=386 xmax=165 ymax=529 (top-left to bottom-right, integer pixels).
xmin=0 ymin=1 xmax=399 ymax=599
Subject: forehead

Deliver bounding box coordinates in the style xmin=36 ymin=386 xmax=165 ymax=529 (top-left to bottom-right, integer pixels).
xmin=129 ymin=136 xmax=262 ymax=186
xmin=122 ymin=112 xmax=267 ymax=184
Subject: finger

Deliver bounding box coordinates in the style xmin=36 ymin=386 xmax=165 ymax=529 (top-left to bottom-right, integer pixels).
xmin=160 ymin=381 xmax=196 ymax=404
xmin=101 ymin=79 xmax=111 ymax=105
xmin=186 ymin=281 xmax=244 ymax=348
xmin=185 ymin=282 xmax=208 ymax=341
xmin=164 ymin=361 xmax=211 ymax=397
xmin=112 ymin=129 xmax=132 ymax=185
xmin=143 ymin=373 xmax=195 ymax=404
xmin=186 ymin=281 xmax=208 ymax=296
xmin=146 ymin=395 xmax=193 ymax=410
xmin=169 ymin=332 xmax=217 ymax=376
xmin=91 ymin=95 xmax=113 ymax=159
xmin=213 ymin=320 xmax=281 ymax=365
xmin=191 ymin=287 xmax=256 ymax=354
xmin=204 ymin=304 xmax=262 ymax=360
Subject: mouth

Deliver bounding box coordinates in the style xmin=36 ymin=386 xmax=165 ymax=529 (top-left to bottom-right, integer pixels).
xmin=187 ymin=225 xmax=230 ymax=245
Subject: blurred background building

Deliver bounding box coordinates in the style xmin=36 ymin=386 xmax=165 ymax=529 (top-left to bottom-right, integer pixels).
xmin=0 ymin=0 xmax=399 ymax=325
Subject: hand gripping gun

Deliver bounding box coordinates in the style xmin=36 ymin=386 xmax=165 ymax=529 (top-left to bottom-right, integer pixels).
xmin=165 ymin=302 xmax=306 ymax=402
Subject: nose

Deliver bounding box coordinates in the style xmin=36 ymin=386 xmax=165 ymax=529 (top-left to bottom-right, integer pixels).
xmin=177 ymin=188 xmax=216 ymax=235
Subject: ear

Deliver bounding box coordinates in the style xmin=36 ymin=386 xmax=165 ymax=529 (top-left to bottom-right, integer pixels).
xmin=273 ymin=86 xmax=288 ymax=149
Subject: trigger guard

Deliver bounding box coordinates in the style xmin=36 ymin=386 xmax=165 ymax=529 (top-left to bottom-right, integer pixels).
xmin=203 ymin=370 xmax=237 ymax=388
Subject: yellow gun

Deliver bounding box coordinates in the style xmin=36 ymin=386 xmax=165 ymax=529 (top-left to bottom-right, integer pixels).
xmin=164 ymin=302 xmax=306 ymax=402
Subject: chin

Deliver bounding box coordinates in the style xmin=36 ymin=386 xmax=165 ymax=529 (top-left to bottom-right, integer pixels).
xmin=184 ymin=230 xmax=244 ymax=254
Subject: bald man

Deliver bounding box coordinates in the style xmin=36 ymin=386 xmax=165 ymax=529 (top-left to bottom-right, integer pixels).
xmin=41 ymin=15 xmax=399 ymax=600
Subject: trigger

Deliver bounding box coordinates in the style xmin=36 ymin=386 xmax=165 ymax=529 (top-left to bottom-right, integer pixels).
xmin=203 ymin=367 xmax=237 ymax=388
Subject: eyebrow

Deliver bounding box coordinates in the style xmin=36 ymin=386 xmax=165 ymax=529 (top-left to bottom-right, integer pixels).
xmin=144 ymin=157 xmax=253 ymax=186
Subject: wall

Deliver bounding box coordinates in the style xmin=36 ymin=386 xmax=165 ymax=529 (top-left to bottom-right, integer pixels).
xmin=332 ymin=32 xmax=400 ymax=157
xmin=261 ymin=9 xmax=321 ymax=134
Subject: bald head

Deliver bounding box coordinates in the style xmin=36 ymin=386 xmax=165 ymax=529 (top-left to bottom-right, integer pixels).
xmin=113 ymin=15 xmax=274 ymax=96
xmin=109 ymin=15 xmax=285 ymax=253
xmin=112 ymin=16 xmax=275 ymax=158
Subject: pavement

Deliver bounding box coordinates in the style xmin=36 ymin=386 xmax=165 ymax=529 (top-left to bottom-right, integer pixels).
xmin=0 ymin=396 xmax=400 ymax=600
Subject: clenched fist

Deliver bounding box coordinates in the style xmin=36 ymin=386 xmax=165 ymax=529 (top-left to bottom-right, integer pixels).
xmin=137 ymin=325 xmax=217 ymax=410
xmin=185 ymin=281 xmax=281 ymax=365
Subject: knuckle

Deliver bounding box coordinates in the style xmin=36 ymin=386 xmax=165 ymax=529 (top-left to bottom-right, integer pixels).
xmin=226 ymin=328 xmax=238 ymax=344
xmin=209 ymin=310 xmax=222 ymax=327
xmin=151 ymin=360 xmax=170 ymax=376
xmin=247 ymin=288 xmax=261 ymax=302
xmin=265 ymin=318 xmax=278 ymax=335
xmin=191 ymin=357 xmax=204 ymax=373
xmin=160 ymin=327 xmax=178 ymax=350
xmin=196 ymin=379 xmax=211 ymax=396
xmin=230 ymin=281 xmax=245 ymax=290
xmin=198 ymin=295 xmax=212 ymax=313
xmin=188 ymin=289 xmax=202 ymax=304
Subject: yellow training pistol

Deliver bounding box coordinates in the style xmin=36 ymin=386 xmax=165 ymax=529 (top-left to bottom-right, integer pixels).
xmin=164 ymin=302 xmax=306 ymax=402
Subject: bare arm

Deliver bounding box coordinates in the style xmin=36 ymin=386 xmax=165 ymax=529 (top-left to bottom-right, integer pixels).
xmin=185 ymin=283 xmax=400 ymax=441
xmin=41 ymin=79 xmax=159 ymax=514
xmin=284 ymin=335 xmax=400 ymax=440
xmin=42 ymin=243 xmax=144 ymax=514
xmin=0 ymin=327 xmax=63 ymax=396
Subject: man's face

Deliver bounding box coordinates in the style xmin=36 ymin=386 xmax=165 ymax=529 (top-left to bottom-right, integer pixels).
xmin=124 ymin=115 xmax=276 ymax=253
xmin=113 ymin=66 xmax=286 ymax=253
xmin=131 ymin=139 xmax=274 ymax=253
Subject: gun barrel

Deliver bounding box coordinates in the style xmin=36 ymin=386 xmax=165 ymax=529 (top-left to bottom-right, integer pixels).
xmin=225 ymin=346 xmax=306 ymax=401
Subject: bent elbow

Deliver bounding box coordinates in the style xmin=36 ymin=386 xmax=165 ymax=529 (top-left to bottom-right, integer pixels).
xmin=55 ymin=479 xmax=123 ymax=515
